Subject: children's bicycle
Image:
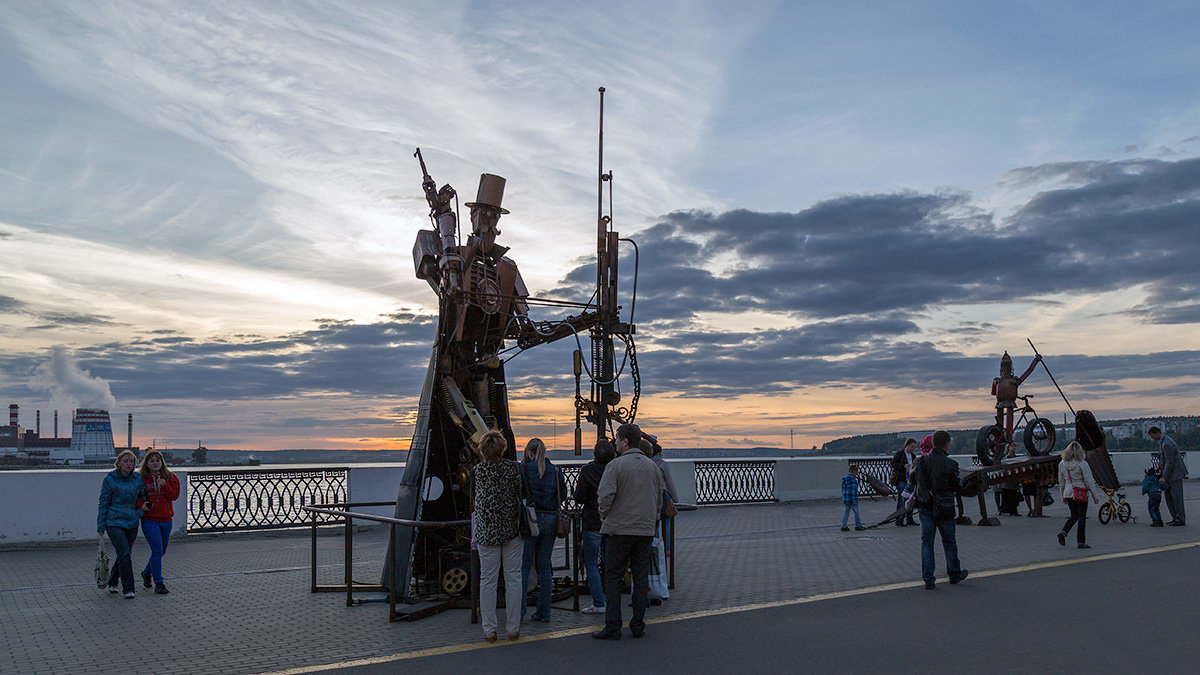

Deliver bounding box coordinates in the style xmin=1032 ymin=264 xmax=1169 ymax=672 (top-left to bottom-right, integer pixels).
xmin=1097 ymin=488 xmax=1133 ymax=524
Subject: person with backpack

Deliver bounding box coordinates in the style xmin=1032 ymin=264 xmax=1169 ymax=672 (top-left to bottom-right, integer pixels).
xmin=912 ymin=430 xmax=968 ymax=590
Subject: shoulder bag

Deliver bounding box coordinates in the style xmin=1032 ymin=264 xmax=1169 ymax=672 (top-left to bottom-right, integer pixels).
xmin=518 ymin=462 xmax=540 ymax=538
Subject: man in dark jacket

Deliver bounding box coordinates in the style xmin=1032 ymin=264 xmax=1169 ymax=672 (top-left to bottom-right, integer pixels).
xmin=912 ymin=430 xmax=968 ymax=590
xmin=1150 ymin=426 xmax=1187 ymax=525
xmin=573 ymin=439 xmax=615 ymax=613
xmin=890 ymin=438 xmax=918 ymax=526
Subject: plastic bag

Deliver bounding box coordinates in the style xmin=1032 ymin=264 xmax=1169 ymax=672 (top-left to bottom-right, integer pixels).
xmin=94 ymin=535 xmax=110 ymax=589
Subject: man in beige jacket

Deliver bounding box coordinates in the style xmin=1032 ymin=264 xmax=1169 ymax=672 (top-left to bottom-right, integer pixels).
xmin=593 ymin=423 xmax=663 ymax=640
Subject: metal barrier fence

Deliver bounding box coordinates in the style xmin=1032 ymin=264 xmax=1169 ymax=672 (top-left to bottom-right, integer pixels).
xmin=695 ymin=460 xmax=776 ymax=504
xmin=187 ymin=468 xmax=348 ymax=533
xmin=849 ymin=458 xmax=892 ymax=497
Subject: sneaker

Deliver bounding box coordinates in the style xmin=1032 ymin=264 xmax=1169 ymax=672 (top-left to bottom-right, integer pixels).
xmin=141 ymin=571 xmax=152 ymax=589
xmin=1151 ymin=522 xmax=1164 ymax=527
xmin=123 ymin=591 xmax=135 ymax=599
xmin=1057 ymin=531 xmax=1066 ymax=547
xmin=924 ymin=582 xmax=936 ymax=590
xmin=1078 ymin=543 xmax=1091 ymax=549
xmin=581 ymin=605 xmax=605 ymax=614
xmin=154 ymin=583 xmax=170 ymax=595
xmin=107 ymin=584 xmax=119 ymax=594
xmin=854 ymin=525 xmax=866 ymax=531
xmin=949 ymin=570 xmax=969 ymax=585
xmin=840 ymin=526 xmax=849 ymax=531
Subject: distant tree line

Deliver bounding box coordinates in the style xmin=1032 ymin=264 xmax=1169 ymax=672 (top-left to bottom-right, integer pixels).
xmin=820 ymin=416 xmax=1199 ymax=456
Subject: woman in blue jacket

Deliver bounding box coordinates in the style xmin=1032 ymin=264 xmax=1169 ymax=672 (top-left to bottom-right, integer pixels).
xmin=98 ymin=450 xmax=149 ymax=598
xmin=520 ymin=438 xmax=566 ymax=623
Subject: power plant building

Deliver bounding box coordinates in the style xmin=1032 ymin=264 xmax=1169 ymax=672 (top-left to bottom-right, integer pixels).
xmin=69 ymin=409 xmax=115 ymax=464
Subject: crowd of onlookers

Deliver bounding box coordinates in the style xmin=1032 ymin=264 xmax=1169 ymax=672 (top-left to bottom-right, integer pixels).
xmin=848 ymin=426 xmax=1189 ymax=590
xmin=471 ymin=423 xmax=677 ymax=642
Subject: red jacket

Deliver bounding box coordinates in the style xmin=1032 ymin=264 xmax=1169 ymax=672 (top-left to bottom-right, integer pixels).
xmin=138 ymin=473 xmax=180 ymax=522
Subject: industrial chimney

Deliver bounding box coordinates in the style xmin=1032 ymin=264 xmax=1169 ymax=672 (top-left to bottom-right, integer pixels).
xmin=127 ymin=413 xmax=133 ymax=449
xmin=36 ymin=410 xmax=40 ymax=435
xmin=8 ymin=404 xmax=16 ymax=427
xmin=54 ymin=411 xmax=59 ymax=437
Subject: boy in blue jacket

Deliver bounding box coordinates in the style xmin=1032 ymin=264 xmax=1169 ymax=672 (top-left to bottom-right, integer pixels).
xmin=841 ymin=465 xmax=864 ymax=531
xmin=1142 ymin=467 xmax=1164 ymax=527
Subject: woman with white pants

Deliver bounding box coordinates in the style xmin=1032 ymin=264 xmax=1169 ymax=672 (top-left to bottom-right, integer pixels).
xmin=471 ymin=431 xmax=524 ymax=642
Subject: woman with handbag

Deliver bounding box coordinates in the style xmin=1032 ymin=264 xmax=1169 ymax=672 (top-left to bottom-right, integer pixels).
xmin=97 ymin=450 xmax=149 ymax=598
xmin=520 ymin=437 xmax=566 ymax=623
xmin=1057 ymin=441 xmax=1104 ymax=549
xmin=471 ymin=431 xmax=523 ymax=642
xmin=137 ymin=450 xmax=181 ymax=595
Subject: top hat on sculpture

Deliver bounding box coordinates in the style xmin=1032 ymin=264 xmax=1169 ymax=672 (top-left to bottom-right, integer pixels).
xmin=464 ymin=173 xmax=510 ymax=214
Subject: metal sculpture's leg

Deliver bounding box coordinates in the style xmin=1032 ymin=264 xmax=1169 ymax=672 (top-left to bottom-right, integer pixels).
xmin=976 ymin=491 xmax=1000 ymax=526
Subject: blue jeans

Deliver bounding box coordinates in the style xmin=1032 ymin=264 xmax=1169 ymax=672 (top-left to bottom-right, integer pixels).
xmin=141 ymin=519 xmax=173 ymax=584
xmin=104 ymin=525 xmax=138 ymax=592
xmin=1148 ymin=492 xmax=1163 ymax=525
xmin=919 ymin=509 xmax=962 ymax=585
xmin=522 ymin=511 xmax=557 ymax=620
xmin=582 ymin=530 xmax=605 ymax=607
xmin=842 ymin=502 xmax=861 ymax=528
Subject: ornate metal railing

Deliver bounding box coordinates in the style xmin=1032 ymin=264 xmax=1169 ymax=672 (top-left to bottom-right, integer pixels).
xmin=695 ymin=460 xmax=776 ymax=504
xmin=187 ymin=468 xmax=348 ymax=533
xmin=848 ymin=458 xmax=892 ymax=497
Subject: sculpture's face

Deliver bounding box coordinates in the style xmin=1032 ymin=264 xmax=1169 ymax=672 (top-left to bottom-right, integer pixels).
xmin=1000 ymin=354 xmax=1013 ymax=377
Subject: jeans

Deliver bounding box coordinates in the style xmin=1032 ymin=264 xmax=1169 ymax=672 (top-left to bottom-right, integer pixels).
xmin=478 ymin=536 xmax=523 ymax=637
xmin=1148 ymin=492 xmax=1163 ymax=525
xmin=919 ymin=509 xmax=962 ymax=585
xmin=140 ymin=519 xmax=173 ymax=584
xmin=604 ymin=534 xmax=652 ymax=633
xmin=842 ymin=502 xmax=861 ymax=528
xmin=104 ymin=525 xmax=138 ymax=592
xmin=582 ymin=530 xmax=605 ymax=607
xmin=896 ymin=481 xmax=915 ymax=524
xmin=1062 ymin=498 xmax=1088 ymax=543
xmin=522 ymin=511 xmax=557 ymax=620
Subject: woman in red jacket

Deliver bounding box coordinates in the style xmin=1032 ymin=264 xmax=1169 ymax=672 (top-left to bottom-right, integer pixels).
xmin=137 ymin=450 xmax=180 ymax=594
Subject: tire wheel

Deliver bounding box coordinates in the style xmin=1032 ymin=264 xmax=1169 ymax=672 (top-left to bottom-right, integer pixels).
xmin=1118 ymin=502 xmax=1132 ymax=523
xmin=1098 ymin=503 xmax=1113 ymax=524
xmin=1023 ymin=418 xmax=1056 ymax=455
xmin=440 ymin=565 xmax=469 ymax=596
xmin=976 ymin=425 xmax=1006 ymax=465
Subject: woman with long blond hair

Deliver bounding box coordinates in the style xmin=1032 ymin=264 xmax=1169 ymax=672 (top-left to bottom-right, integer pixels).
xmin=1057 ymin=441 xmax=1103 ymax=549
xmin=97 ymin=449 xmax=148 ymax=598
xmin=520 ymin=437 xmax=566 ymax=623
xmin=137 ymin=449 xmax=181 ymax=594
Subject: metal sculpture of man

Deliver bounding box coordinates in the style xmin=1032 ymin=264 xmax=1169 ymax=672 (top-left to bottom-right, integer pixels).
xmin=991 ymin=351 xmax=1041 ymax=440
xmin=382 ymin=126 xmax=640 ymax=607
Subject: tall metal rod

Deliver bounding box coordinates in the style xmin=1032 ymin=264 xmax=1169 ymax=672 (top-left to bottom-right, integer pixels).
xmin=1027 ymin=338 xmax=1076 ymax=417
xmin=594 ymin=86 xmax=611 ymax=441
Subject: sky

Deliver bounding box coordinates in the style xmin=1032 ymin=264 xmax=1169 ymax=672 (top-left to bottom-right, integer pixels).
xmin=1 ymin=1 xmax=1199 ymax=451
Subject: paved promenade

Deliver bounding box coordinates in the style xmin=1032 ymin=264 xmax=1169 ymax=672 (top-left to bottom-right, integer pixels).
xmin=2 ymin=484 xmax=1196 ymax=674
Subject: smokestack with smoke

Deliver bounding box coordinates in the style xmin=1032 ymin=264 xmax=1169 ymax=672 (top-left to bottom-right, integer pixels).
xmin=28 ymin=346 xmax=117 ymax=412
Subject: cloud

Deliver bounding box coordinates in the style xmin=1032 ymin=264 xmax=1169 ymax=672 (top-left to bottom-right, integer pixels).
xmin=27 ymin=345 xmax=117 ymax=410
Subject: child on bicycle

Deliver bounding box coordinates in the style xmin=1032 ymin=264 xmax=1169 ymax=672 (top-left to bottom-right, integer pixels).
xmin=1142 ymin=467 xmax=1164 ymax=527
